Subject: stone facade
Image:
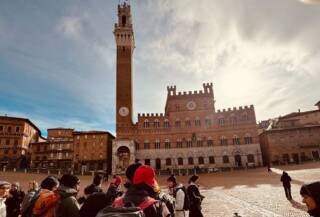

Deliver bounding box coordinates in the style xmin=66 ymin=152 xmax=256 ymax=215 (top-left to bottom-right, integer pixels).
xmin=259 ymin=104 xmax=320 ymax=166
xmin=0 ymin=116 xmax=42 ymax=168
xmin=31 ymin=129 xmax=114 ymax=173
xmin=112 ymin=3 xmax=262 ymax=174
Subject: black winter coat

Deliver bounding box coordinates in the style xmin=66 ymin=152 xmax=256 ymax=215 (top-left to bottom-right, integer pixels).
xmin=280 ymin=172 xmax=292 ymax=187
xmin=5 ymin=190 xmax=25 ymax=217
xmin=187 ymin=183 xmax=204 ymax=217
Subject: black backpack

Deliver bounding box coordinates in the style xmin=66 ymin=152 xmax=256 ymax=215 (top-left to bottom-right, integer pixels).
xmin=96 ymin=196 xmax=160 ymax=217
xmin=174 ymin=186 xmax=190 ymax=211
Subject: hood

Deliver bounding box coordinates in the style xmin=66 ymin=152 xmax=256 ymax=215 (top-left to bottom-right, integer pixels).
xmin=124 ymin=185 xmax=150 ymax=206
xmin=56 ymin=185 xmax=78 ymax=199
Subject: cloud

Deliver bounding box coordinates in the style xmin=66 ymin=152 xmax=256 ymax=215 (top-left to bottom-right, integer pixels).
xmin=0 ymin=0 xmax=319 ymax=134
xmin=57 ymin=16 xmax=83 ymax=40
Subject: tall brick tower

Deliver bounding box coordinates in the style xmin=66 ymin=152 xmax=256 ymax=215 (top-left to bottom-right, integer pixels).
xmin=112 ymin=2 xmax=136 ymax=174
xmin=114 ymin=2 xmax=135 ymax=136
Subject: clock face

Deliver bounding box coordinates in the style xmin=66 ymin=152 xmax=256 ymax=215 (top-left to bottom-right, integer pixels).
xmin=186 ymin=101 xmax=197 ymax=110
xmin=119 ymin=107 xmax=129 ymax=117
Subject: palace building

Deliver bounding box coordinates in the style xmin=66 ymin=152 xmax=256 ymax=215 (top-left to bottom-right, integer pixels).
xmin=0 ymin=116 xmax=44 ymax=169
xmin=260 ymin=102 xmax=320 ymax=166
xmin=112 ymin=3 xmax=262 ymax=173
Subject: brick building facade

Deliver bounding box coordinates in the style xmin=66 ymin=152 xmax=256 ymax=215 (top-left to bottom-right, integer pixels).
xmin=31 ymin=128 xmax=114 ymax=173
xmin=260 ymin=103 xmax=320 ymax=166
xmin=0 ymin=116 xmax=43 ymax=168
xmin=112 ymin=3 xmax=262 ymax=173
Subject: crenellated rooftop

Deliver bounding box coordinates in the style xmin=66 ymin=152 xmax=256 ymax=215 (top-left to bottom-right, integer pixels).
xmin=138 ymin=113 xmax=166 ymax=118
xmin=167 ymin=83 xmax=213 ymax=98
xmin=217 ymin=105 xmax=254 ymax=113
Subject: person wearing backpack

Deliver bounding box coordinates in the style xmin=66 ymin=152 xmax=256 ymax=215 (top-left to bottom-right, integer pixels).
xmin=56 ymin=174 xmax=80 ymax=217
xmin=31 ymin=176 xmax=60 ymax=217
xmin=187 ymin=175 xmax=204 ymax=217
xmin=167 ymin=174 xmax=189 ymax=217
xmin=110 ymin=165 xmax=170 ymax=217
xmin=21 ymin=181 xmax=39 ymax=216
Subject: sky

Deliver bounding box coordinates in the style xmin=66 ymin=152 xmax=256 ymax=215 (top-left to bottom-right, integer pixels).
xmin=0 ymin=0 xmax=320 ymax=137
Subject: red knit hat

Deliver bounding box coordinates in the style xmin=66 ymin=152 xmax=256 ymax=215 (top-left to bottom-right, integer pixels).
xmin=114 ymin=175 xmax=122 ymax=186
xmin=133 ymin=165 xmax=160 ymax=192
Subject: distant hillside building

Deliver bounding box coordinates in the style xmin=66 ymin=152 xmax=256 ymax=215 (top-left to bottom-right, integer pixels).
xmin=260 ymin=102 xmax=320 ymax=165
xmin=0 ymin=116 xmax=43 ymax=168
xmin=112 ymin=3 xmax=262 ymax=173
xmin=30 ymin=128 xmax=114 ymax=174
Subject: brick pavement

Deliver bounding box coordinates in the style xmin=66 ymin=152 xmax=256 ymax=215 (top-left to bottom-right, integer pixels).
xmin=1 ymin=162 xmax=319 ymax=216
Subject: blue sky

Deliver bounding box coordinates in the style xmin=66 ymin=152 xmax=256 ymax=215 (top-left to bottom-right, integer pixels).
xmin=1 ymin=0 xmax=320 ymax=137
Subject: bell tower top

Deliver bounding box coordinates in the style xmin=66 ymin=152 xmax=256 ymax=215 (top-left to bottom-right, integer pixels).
xmin=114 ymin=2 xmax=135 ymax=48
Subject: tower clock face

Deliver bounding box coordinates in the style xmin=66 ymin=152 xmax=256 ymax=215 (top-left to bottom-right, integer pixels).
xmin=119 ymin=107 xmax=129 ymax=117
xmin=186 ymin=101 xmax=197 ymax=110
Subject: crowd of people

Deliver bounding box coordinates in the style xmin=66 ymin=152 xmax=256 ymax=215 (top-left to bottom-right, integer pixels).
xmin=0 ymin=164 xmax=319 ymax=217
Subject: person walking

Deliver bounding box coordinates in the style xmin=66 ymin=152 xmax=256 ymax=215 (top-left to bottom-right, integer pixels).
xmin=280 ymin=171 xmax=292 ymax=200
xmin=0 ymin=181 xmax=11 ymax=217
xmin=167 ymin=174 xmax=186 ymax=217
xmin=300 ymin=182 xmax=320 ymax=217
xmin=56 ymin=174 xmax=80 ymax=217
xmin=187 ymin=175 xmax=204 ymax=217
xmin=5 ymin=182 xmax=25 ymax=217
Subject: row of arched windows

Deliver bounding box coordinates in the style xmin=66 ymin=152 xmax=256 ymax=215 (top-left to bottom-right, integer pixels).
xmin=145 ymin=154 xmax=255 ymax=166
xmin=136 ymin=135 xmax=253 ymax=150
xmin=142 ymin=114 xmax=251 ymax=129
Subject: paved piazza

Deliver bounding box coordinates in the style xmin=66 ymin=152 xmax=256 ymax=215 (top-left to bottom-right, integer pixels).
xmin=1 ymin=162 xmax=320 ymax=216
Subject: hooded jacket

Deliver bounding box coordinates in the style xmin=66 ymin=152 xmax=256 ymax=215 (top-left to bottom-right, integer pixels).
xmin=56 ymin=185 xmax=80 ymax=217
xmin=301 ymin=182 xmax=320 ymax=217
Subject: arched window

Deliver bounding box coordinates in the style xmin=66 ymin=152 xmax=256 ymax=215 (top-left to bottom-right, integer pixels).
xmin=218 ymin=117 xmax=225 ymax=126
xmin=195 ymin=118 xmax=201 ymax=126
xmin=154 ymin=140 xmax=160 ymax=149
xmin=145 ymin=159 xmax=151 ymax=166
xmin=220 ymin=136 xmax=228 ymax=145
xmin=196 ymin=139 xmax=203 ymax=147
xmin=164 ymin=119 xmax=170 ymax=128
xmin=143 ymin=119 xmax=150 ymax=128
xmin=176 ymin=139 xmax=183 ymax=148
xmin=178 ymin=157 xmax=183 ymax=165
xmin=244 ymin=133 xmax=253 ymax=144
xmin=154 ymin=119 xmax=160 ymax=128
xmin=207 ymin=137 xmax=213 ymax=146
xmin=166 ymin=158 xmax=172 ymax=166
xmin=232 ymin=135 xmax=240 ymax=145
xmin=205 ymin=117 xmax=212 ymax=127
xmin=209 ymin=156 xmax=215 ymax=164
xmin=198 ymin=157 xmax=204 ymax=165
xmin=175 ymin=119 xmax=181 ymax=128
xmin=144 ymin=140 xmax=150 ymax=149
xmin=188 ymin=157 xmax=194 ymax=165
xmin=122 ymin=15 xmax=126 ymax=26
xmin=165 ymin=139 xmax=171 ymax=149
xmin=247 ymin=154 xmax=255 ymax=163
xmin=223 ymin=155 xmax=229 ymax=164
xmin=230 ymin=115 xmax=237 ymax=126
xmin=185 ymin=118 xmax=191 ymax=127
xmin=186 ymin=139 xmax=193 ymax=148
xmin=242 ymin=112 xmax=249 ymax=121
